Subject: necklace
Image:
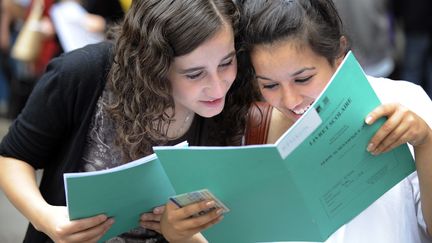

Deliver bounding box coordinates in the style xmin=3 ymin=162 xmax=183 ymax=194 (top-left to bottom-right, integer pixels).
xmin=167 ymin=111 xmax=194 ymax=139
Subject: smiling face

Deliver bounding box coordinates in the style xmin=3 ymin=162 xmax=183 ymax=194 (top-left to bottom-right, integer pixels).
xmin=167 ymin=24 xmax=237 ymax=118
xmin=251 ymin=40 xmax=343 ymax=123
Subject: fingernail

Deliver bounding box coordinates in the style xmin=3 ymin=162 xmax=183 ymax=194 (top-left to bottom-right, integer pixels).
xmin=217 ymin=215 xmax=224 ymax=222
xmin=365 ymin=116 xmax=372 ymax=124
xmin=367 ymin=143 xmax=374 ymax=152
xmin=108 ymin=218 xmax=115 ymax=224
xmin=206 ymin=201 xmax=215 ymax=207
xmin=216 ymin=209 xmax=223 ymax=215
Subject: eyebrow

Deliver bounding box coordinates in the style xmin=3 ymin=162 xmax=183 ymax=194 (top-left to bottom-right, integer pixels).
xmin=256 ymin=67 xmax=316 ymax=81
xmin=178 ymin=50 xmax=236 ymax=74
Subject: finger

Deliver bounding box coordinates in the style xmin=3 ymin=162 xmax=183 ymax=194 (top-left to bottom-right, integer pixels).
xmin=194 ymin=214 xmax=224 ymax=232
xmin=365 ymin=103 xmax=399 ymax=125
xmin=176 ymin=203 xmax=224 ymax=231
xmin=68 ymin=214 xmax=110 ymax=233
xmin=140 ymin=221 xmax=161 ymax=234
xmin=140 ymin=212 xmax=162 ymax=222
xmin=373 ymin=132 xmax=405 ymax=155
xmin=371 ymin=117 xmax=409 ymax=155
xmin=174 ymin=200 xmax=217 ymax=219
xmin=379 ymin=123 xmax=424 ymax=154
xmin=163 ymin=200 xmax=220 ymax=233
xmin=166 ymin=200 xmax=180 ymax=210
xmin=153 ymin=205 xmax=165 ymax=214
xmin=182 ymin=215 xmax=225 ymax=238
xmin=74 ymin=224 xmax=113 ymax=243
xmin=67 ymin=217 xmax=115 ymax=242
xmin=367 ymin=105 xmax=404 ymax=153
xmin=162 ymin=201 xmax=182 ymax=223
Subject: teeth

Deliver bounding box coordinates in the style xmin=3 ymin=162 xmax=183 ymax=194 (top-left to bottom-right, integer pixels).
xmin=292 ymin=104 xmax=311 ymax=115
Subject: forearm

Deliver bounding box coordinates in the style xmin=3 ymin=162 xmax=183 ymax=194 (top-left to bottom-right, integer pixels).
xmin=0 ymin=156 xmax=51 ymax=231
xmin=414 ymin=131 xmax=432 ymax=234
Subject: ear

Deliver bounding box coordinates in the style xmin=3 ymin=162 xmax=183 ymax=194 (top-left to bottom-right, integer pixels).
xmin=335 ymin=36 xmax=348 ymax=66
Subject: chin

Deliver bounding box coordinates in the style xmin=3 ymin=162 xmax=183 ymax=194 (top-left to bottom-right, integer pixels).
xmin=292 ymin=114 xmax=303 ymax=122
xmin=200 ymin=107 xmax=225 ymax=118
xmin=280 ymin=110 xmax=300 ymax=123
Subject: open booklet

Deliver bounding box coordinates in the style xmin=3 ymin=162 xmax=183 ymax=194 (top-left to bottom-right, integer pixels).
xmin=64 ymin=51 xmax=415 ymax=243
xmin=64 ymin=152 xmax=181 ymax=242
xmin=153 ymin=51 xmax=415 ymax=242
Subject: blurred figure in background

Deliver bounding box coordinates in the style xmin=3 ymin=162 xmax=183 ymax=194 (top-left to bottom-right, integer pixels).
xmin=50 ymin=0 xmax=125 ymax=53
xmin=394 ymin=0 xmax=432 ymax=98
xmin=0 ymin=0 xmax=29 ymax=118
xmin=1 ymin=0 xmax=125 ymax=119
xmin=0 ymin=0 xmax=60 ymax=119
xmin=334 ymin=0 xmax=396 ymax=78
xmin=0 ymin=0 xmax=11 ymax=116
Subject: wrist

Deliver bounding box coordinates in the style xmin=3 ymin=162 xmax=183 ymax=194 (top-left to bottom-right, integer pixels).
xmin=416 ymin=128 xmax=432 ymax=149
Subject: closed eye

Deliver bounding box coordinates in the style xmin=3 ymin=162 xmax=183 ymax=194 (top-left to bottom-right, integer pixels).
xmin=262 ymin=83 xmax=279 ymax=89
xmin=295 ymin=76 xmax=313 ymax=83
xmin=186 ymin=71 xmax=204 ymax=80
xmin=219 ymin=58 xmax=233 ymax=67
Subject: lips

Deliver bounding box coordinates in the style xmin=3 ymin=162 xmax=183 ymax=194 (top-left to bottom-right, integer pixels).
xmin=202 ymin=98 xmax=223 ymax=105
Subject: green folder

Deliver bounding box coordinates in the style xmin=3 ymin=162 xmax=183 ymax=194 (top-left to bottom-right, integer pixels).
xmin=153 ymin=52 xmax=415 ymax=242
xmin=64 ymin=154 xmax=176 ymax=242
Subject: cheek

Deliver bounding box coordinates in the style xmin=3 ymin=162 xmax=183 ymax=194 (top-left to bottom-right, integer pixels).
xmin=171 ymin=79 xmax=195 ymax=99
xmin=260 ymin=89 xmax=279 ymax=105
xmin=225 ymin=65 xmax=238 ymax=86
xmin=309 ymin=81 xmax=327 ymax=98
xmin=169 ymin=74 xmax=184 ymax=92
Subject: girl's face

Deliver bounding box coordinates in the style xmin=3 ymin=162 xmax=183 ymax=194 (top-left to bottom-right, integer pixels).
xmin=167 ymin=24 xmax=237 ymax=118
xmin=251 ymin=40 xmax=343 ymax=123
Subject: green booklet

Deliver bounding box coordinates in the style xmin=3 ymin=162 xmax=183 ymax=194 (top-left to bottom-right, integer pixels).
xmin=64 ymin=153 xmax=177 ymax=242
xmin=153 ymin=51 xmax=415 ymax=242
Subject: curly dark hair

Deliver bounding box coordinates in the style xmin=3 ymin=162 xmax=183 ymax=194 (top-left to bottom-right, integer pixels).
xmin=106 ymin=0 xmax=259 ymax=161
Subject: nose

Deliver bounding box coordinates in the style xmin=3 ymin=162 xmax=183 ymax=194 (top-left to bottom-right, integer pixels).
xmin=281 ymin=85 xmax=302 ymax=110
xmin=206 ymin=74 xmax=227 ymax=98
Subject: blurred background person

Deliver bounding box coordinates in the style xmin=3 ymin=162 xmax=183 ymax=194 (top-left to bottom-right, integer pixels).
xmin=394 ymin=0 xmax=432 ymax=98
xmin=0 ymin=0 xmax=126 ymax=119
xmin=0 ymin=0 xmax=29 ymax=117
xmin=334 ymin=0 xmax=397 ymax=78
xmin=50 ymin=0 xmax=125 ymax=53
xmin=0 ymin=0 xmax=59 ymax=119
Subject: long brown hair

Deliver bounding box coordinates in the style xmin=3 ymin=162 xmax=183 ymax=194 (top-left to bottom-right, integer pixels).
xmin=107 ymin=0 xmax=258 ymax=161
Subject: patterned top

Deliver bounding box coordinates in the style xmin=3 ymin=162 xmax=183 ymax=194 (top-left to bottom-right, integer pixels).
xmin=80 ymin=90 xmax=171 ymax=243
